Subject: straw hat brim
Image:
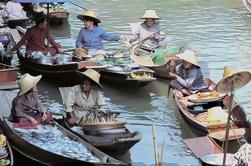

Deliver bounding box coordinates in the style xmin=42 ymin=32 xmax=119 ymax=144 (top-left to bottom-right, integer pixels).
xmin=197 ymin=112 xmax=227 ymax=125
xmin=140 ymin=16 xmax=160 ymax=19
xmin=177 ymin=54 xmax=200 ymax=67
xmin=77 ymin=71 xmax=103 ymax=88
xmin=77 ymin=15 xmax=101 ymax=23
xmin=216 ymin=71 xmax=251 ymax=93
xmin=18 ymin=75 xmax=42 ymax=96
xmin=130 ymin=54 xmax=167 ymax=67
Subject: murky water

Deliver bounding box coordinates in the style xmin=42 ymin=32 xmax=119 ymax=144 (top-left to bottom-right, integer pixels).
xmin=36 ymin=0 xmax=251 ymax=165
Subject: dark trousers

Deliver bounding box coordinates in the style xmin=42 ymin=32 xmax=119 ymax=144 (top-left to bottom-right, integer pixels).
xmin=169 ymin=79 xmax=211 ymax=92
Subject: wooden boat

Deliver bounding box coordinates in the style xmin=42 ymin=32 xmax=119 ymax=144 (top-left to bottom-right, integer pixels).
xmin=17 ymin=51 xmax=103 ymax=86
xmin=183 ymin=136 xmax=234 ymax=166
xmin=49 ymin=11 xmax=70 ymax=25
xmin=6 ymin=18 xmax=28 ymax=29
xmin=242 ymin=0 xmax=251 ymax=13
xmin=63 ymin=120 xmax=141 ymax=156
xmin=171 ymin=79 xmax=246 ymax=142
xmin=99 ymin=64 xmax=156 ymax=86
xmin=59 ymin=87 xmax=141 ymax=155
xmin=0 ymin=90 xmax=126 ymax=166
xmin=0 ymin=63 xmax=18 ymax=90
xmin=0 ymin=130 xmax=14 ymax=166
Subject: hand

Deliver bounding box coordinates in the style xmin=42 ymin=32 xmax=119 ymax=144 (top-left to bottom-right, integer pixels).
xmin=29 ymin=117 xmax=38 ymax=125
xmin=67 ymin=117 xmax=76 ymax=126
xmin=41 ymin=112 xmax=47 ymax=121
xmin=169 ymin=72 xmax=178 ymax=79
xmin=181 ymin=89 xmax=192 ymax=96
xmin=57 ymin=48 xmax=62 ymax=53
xmin=147 ymin=33 xmax=155 ymax=39
xmin=120 ymin=35 xmax=128 ymax=41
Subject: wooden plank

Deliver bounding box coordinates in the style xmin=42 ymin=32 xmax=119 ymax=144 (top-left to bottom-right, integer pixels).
xmin=183 ymin=136 xmax=223 ymax=159
xmin=209 ymin=128 xmax=245 ymax=141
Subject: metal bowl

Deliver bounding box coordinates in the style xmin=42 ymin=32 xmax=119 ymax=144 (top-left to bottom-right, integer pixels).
xmin=55 ymin=54 xmax=72 ymax=64
xmin=201 ymin=153 xmax=234 ymax=166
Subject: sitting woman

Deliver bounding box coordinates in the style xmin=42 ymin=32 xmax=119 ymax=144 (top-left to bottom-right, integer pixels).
xmin=169 ymin=49 xmax=210 ymax=96
xmin=233 ymin=125 xmax=251 ymax=166
xmin=129 ymin=10 xmax=165 ymax=55
xmin=9 ymin=73 xmax=52 ymax=125
xmin=75 ymin=10 xmax=124 ymax=59
xmin=64 ymin=69 xmax=105 ymax=125
xmin=10 ymin=13 xmax=61 ymax=56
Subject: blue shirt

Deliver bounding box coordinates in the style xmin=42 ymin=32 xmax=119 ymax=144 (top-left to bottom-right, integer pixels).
xmin=76 ymin=26 xmax=120 ymax=50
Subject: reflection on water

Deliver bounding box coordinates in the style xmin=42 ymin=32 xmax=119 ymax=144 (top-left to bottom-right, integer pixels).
xmin=34 ymin=0 xmax=251 ymax=165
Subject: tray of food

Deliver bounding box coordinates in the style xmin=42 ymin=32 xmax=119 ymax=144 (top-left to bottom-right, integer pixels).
xmin=188 ymin=91 xmax=226 ymax=103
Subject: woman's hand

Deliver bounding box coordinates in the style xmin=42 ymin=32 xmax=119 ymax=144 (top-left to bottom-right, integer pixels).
xmin=29 ymin=117 xmax=38 ymax=125
xmin=169 ymin=72 xmax=178 ymax=79
xmin=41 ymin=112 xmax=47 ymax=121
xmin=120 ymin=35 xmax=128 ymax=41
xmin=67 ymin=117 xmax=76 ymax=126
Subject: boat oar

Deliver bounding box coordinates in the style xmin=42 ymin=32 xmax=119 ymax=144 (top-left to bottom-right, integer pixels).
xmin=61 ymin=48 xmax=75 ymax=53
xmin=108 ymin=28 xmax=167 ymax=57
xmin=69 ymin=2 xmax=88 ymax=10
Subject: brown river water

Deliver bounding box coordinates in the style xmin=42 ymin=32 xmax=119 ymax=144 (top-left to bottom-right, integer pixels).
xmin=14 ymin=0 xmax=251 ymax=165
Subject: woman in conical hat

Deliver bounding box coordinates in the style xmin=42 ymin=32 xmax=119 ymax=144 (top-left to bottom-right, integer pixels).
xmin=129 ymin=10 xmax=166 ymax=55
xmin=169 ymin=49 xmax=210 ymax=96
xmin=75 ymin=10 xmax=126 ymax=59
xmin=63 ymin=69 xmax=106 ymax=125
xmin=9 ymin=73 xmax=52 ymax=126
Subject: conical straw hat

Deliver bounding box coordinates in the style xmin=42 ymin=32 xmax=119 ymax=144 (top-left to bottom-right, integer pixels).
xmin=78 ymin=69 xmax=102 ymax=88
xmin=130 ymin=54 xmax=168 ymax=67
xmin=216 ymin=66 xmax=251 ymax=93
xmin=140 ymin=10 xmax=160 ymax=19
xmin=177 ymin=49 xmax=200 ymax=67
xmin=77 ymin=10 xmax=101 ymax=23
xmin=197 ymin=106 xmax=228 ymax=125
xmin=18 ymin=73 xmax=42 ymax=96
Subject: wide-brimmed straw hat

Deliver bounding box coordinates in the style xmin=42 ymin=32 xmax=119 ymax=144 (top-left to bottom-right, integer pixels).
xmin=197 ymin=106 xmax=228 ymax=125
xmin=140 ymin=10 xmax=160 ymax=19
xmin=77 ymin=10 xmax=101 ymax=23
xmin=216 ymin=66 xmax=251 ymax=93
xmin=78 ymin=69 xmax=102 ymax=88
xmin=177 ymin=49 xmax=200 ymax=67
xmin=18 ymin=73 xmax=42 ymax=96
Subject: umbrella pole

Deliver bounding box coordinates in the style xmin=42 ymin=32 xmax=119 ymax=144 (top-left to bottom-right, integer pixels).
xmin=222 ymin=80 xmax=234 ymax=166
xmin=47 ymin=3 xmax=49 ymax=47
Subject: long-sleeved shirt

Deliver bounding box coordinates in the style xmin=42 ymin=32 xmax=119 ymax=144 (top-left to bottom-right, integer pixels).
xmin=2 ymin=1 xmax=27 ymax=19
xmin=129 ymin=22 xmax=165 ymax=47
xmin=64 ymin=85 xmax=105 ymax=121
xmin=10 ymin=92 xmax=46 ymax=120
xmin=175 ymin=64 xmax=208 ymax=91
xmin=233 ymin=143 xmax=251 ymax=166
xmin=76 ymin=26 xmax=120 ymax=50
xmin=12 ymin=26 xmax=61 ymax=52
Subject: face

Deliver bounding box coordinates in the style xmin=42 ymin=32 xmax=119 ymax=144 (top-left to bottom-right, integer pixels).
xmin=84 ymin=19 xmax=94 ymax=29
xmin=80 ymin=79 xmax=92 ymax=92
xmin=145 ymin=18 xmax=155 ymax=27
xmin=182 ymin=60 xmax=193 ymax=69
xmin=40 ymin=19 xmax=47 ymax=29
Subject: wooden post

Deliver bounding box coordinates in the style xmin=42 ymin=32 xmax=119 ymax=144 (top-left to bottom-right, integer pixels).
xmin=152 ymin=123 xmax=159 ymax=166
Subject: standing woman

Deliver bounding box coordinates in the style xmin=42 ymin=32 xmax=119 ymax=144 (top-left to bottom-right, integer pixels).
xmin=129 ymin=10 xmax=166 ymax=55
xmin=75 ymin=10 xmax=124 ymax=59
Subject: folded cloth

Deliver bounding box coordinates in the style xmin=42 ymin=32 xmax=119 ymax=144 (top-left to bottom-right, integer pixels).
xmin=0 ymin=148 xmax=7 ymax=159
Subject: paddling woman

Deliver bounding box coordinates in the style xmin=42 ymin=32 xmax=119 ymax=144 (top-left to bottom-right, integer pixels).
xmin=75 ymin=10 xmax=126 ymax=59
xmin=64 ymin=69 xmax=106 ymax=126
xmin=129 ymin=10 xmax=166 ymax=55
xmin=9 ymin=73 xmax=52 ymax=125
xmin=10 ymin=13 xmax=61 ymax=56
xmin=169 ymin=49 xmax=210 ymax=96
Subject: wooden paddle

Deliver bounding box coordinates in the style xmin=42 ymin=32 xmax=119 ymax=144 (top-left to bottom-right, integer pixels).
xmin=107 ymin=28 xmax=167 ymax=57
xmin=69 ymin=2 xmax=88 ymax=10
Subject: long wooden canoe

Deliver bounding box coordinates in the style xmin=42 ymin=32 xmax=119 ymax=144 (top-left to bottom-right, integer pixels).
xmin=49 ymin=11 xmax=70 ymax=25
xmin=100 ymin=66 xmax=156 ymax=86
xmin=0 ymin=90 xmax=127 ymax=165
xmin=171 ymin=79 xmax=246 ymax=142
xmin=63 ymin=119 xmax=141 ymax=156
xmin=17 ymin=51 xmax=101 ymax=86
